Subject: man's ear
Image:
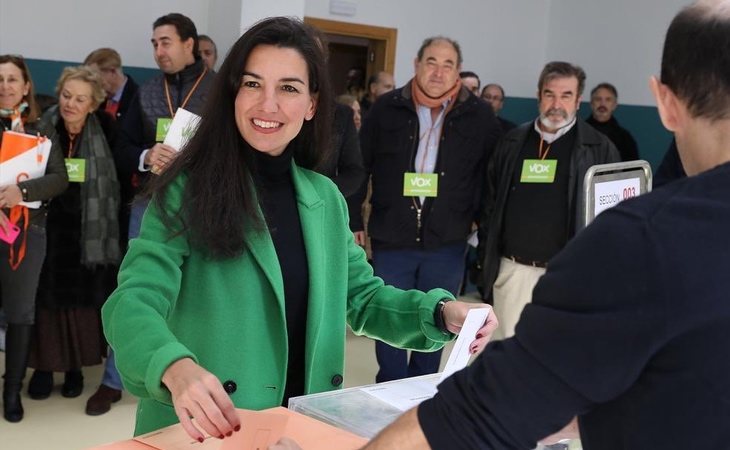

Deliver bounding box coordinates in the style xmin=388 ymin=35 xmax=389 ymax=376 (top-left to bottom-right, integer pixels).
xmin=185 ymin=37 xmax=195 ymax=55
xmin=650 ymin=76 xmax=681 ymax=132
xmin=413 ymin=57 xmax=419 ymax=74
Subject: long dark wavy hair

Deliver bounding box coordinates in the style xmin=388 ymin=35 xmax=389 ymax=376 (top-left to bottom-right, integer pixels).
xmin=148 ymin=17 xmax=333 ymax=258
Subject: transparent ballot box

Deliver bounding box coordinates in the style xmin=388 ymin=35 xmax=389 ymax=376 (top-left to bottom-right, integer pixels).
xmin=288 ymin=374 xmax=440 ymax=439
xmin=289 ymin=374 xmax=583 ymax=449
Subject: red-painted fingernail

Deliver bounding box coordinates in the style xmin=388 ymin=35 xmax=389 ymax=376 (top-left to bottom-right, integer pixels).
xmin=476 ymin=333 xmax=484 ymax=339
xmin=219 ymin=435 xmax=224 ymax=439
xmin=235 ymin=425 xmax=241 ymax=432
xmin=226 ymin=431 xmax=233 ymax=437
xmin=198 ymin=437 xmax=204 ymax=443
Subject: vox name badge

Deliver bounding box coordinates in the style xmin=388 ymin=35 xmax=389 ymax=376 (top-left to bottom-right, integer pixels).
xmin=403 ymin=172 xmax=439 ymax=197
xmin=520 ymin=159 xmax=557 ymax=183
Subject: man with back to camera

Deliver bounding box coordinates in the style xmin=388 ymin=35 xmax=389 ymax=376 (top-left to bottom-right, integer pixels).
xmin=364 ymin=1 xmax=730 ymax=448
xmin=354 ymin=36 xmax=501 ymax=382
xmin=481 ymin=83 xmax=516 ymax=132
xmin=359 ymin=70 xmax=395 ymax=118
xmin=586 ymin=82 xmax=640 ymax=161
xmin=476 ymin=62 xmax=619 ymax=339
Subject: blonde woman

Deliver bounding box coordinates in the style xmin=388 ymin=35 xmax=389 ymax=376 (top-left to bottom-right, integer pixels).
xmin=27 ymin=66 xmax=120 ymax=402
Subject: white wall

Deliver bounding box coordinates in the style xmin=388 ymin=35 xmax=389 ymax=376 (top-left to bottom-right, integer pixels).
xmin=545 ymin=0 xmax=691 ymax=106
xmin=240 ymin=0 xmax=306 ymax=32
xmin=0 ymin=0 xmax=692 ymax=106
xmin=0 ymin=0 xmax=209 ymax=67
xmin=303 ymin=0 xmax=551 ymax=97
xmin=207 ymin=0 xmax=244 ymax=67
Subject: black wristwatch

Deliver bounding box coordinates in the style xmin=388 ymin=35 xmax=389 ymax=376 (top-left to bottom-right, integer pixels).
xmin=433 ymin=300 xmax=450 ymax=334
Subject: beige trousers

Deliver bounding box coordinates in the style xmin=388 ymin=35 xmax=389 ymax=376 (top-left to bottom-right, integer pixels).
xmin=492 ymin=257 xmax=546 ymax=339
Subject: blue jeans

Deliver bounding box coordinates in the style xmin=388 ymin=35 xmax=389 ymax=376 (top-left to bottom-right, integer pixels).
xmin=100 ymin=197 xmax=150 ymax=391
xmin=101 ymin=349 xmax=123 ymax=390
xmin=128 ymin=198 xmax=150 ymax=240
xmin=372 ymin=243 xmax=466 ymax=382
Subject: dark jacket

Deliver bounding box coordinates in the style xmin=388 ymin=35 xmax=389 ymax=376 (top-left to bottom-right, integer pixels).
xmin=114 ymin=74 xmax=139 ymax=123
xmin=420 ymin=161 xmax=730 ymax=449
xmin=586 ymin=115 xmax=639 ymax=162
xmin=317 ymin=103 xmax=364 ymax=198
xmin=478 ymin=120 xmax=619 ymax=299
xmin=0 ymin=119 xmax=69 ymax=228
xmin=355 ymin=82 xmax=501 ymax=249
xmin=316 ymin=103 xmax=364 ymax=231
xmin=115 ymin=59 xmax=214 ymax=192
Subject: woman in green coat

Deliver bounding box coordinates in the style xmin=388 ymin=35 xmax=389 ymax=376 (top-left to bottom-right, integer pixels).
xmin=102 ymin=17 xmax=495 ymax=442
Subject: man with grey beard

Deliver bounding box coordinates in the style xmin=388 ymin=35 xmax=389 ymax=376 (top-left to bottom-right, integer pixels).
xmin=476 ymin=61 xmax=619 ymax=338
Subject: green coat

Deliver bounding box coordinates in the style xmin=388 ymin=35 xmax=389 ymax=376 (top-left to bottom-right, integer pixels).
xmin=102 ymin=163 xmax=453 ymax=435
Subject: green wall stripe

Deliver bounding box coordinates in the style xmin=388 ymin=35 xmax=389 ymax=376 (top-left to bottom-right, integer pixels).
xmin=25 ymin=57 xmax=158 ymax=98
xmin=24 ymin=59 xmax=672 ymax=172
xmin=501 ymin=97 xmax=673 ymax=171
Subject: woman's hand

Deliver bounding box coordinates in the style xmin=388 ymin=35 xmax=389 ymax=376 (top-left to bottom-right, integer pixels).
xmin=161 ymin=358 xmax=241 ymax=442
xmin=0 ymin=185 xmax=23 ymax=209
xmin=442 ymin=301 xmax=499 ymax=354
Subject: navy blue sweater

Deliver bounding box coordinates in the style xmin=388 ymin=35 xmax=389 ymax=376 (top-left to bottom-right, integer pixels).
xmin=419 ymin=161 xmax=730 ymax=449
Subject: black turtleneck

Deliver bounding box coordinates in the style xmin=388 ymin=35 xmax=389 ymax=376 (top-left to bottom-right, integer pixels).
xmin=253 ymin=146 xmax=309 ymax=404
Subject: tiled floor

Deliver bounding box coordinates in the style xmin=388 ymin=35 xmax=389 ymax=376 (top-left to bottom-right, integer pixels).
xmin=0 ymin=328 xmax=457 ymax=449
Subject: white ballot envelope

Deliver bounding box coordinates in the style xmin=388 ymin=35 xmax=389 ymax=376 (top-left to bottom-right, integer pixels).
xmin=0 ymin=130 xmax=52 ymax=209
xmin=164 ymin=108 xmax=202 ymax=152
xmin=361 ymin=305 xmax=491 ymax=411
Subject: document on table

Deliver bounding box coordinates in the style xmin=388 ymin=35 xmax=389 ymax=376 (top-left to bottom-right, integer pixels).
xmin=362 ymin=306 xmax=490 ymax=411
xmin=360 ymin=377 xmax=438 ymax=412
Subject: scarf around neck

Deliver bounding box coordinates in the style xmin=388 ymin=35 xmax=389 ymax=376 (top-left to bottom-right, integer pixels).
xmin=45 ymin=106 xmax=121 ymax=266
xmin=0 ymin=102 xmax=28 ymax=132
xmin=411 ymin=77 xmax=462 ymax=111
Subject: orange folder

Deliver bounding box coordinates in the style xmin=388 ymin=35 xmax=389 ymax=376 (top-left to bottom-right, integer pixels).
xmin=88 ymin=407 xmax=367 ymax=450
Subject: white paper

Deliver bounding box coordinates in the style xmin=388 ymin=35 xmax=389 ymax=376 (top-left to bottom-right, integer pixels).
xmin=593 ymin=177 xmax=641 ymax=217
xmin=164 ymin=108 xmax=201 ymax=152
xmin=439 ymin=306 xmax=491 ymax=383
xmin=361 ymin=377 xmax=438 ymax=412
xmin=0 ymin=132 xmax=52 ymax=209
xmin=466 ymin=229 xmax=479 ymax=248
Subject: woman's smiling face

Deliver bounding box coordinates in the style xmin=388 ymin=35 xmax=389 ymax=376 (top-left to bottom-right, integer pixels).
xmin=234 ymin=45 xmax=317 ymax=156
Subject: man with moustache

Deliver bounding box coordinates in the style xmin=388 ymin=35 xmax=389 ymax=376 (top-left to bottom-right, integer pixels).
xmin=586 ymin=82 xmax=639 ymax=161
xmin=356 ymin=36 xmax=501 ymax=382
xmin=476 ymin=62 xmax=619 ymax=338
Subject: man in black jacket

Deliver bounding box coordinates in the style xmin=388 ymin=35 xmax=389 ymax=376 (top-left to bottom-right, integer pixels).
xmin=477 ymin=62 xmax=619 ymax=338
xmin=586 ymin=82 xmax=639 ymax=161
xmin=86 ymin=12 xmax=214 ymax=417
xmin=365 ymin=2 xmax=730 ymax=448
xmin=355 ymin=36 xmax=501 ymax=382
